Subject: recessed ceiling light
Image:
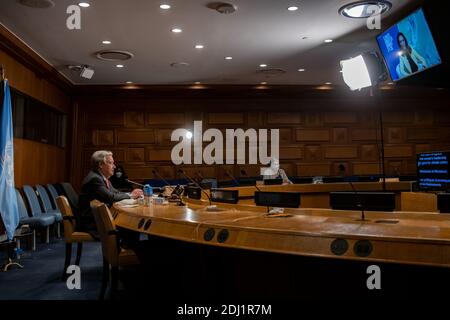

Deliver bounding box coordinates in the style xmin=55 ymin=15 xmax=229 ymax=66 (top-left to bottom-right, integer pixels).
xmin=324 ymin=39 xmax=333 ymax=43
xmin=259 ymin=64 xmax=267 ymax=68
xmin=126 ymin=81 xmax=133 ymax=84
xmin=171 ymin=28 xmax=182 ymax=33
xmin=160 ymin=4 xmax=171 ymax=9
xmin=78 ymin=2 xmax=90 ymax=7
xmin=325 ymin=82 xmax=332 ymax=85
xmin=260 ymin=82 xmax=267 ymax=85
xmin=298 ymin=68 xmax=305 ymax=72
xmin=102 ymin=40 xmax=111 ymax=44
xmin=225 ymin=56 xmax=233 ymax=60
xmin=116 ymin=64 xmax=124 ymax=68
xmin=195 ymin=44 xmax=204 ymax=49
xmin=339 ymin=1 xmax=392 ymax=19
xmin=287 ymin=6 xmax=299 ymax=11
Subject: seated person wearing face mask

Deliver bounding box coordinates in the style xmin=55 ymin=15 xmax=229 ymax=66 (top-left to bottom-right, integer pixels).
xmin=78 ymin=150 xmax=143 ymax=233
xmin=261 ymin=158 xmax=293 ymax=185
xmin=109 ymin=165 xmax=132 ymax=192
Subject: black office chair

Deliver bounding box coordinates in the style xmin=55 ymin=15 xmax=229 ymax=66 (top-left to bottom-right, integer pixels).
xmin=58 ymin=182 xmax=79 ymax=214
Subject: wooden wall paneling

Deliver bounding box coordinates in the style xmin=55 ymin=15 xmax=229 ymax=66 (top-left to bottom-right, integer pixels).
xmin=304 ymin=112 xmax=322 ymax=127
xmin=414 ymin=111 xmax=434 ymax=125
xmin=297 ymin=163 xmax=330 ymax=177
xmin=387 ymin=160 xmax=406 ymax=176
xmin=179 ymin=165 xmax=216 ymax=179
xmin=84 ymin=112 xmax=124 ymax=127
xmin=14 ymin=139 xmax=66 ymax=187
xmin=147 ymin=147 xmax=173 ymax=162
xmin=332 ymin=162 xmax=349 ymax=176
xmin=147 ymin=112 xmax=186 ymax=126
xmin=384 ymin=145 xmax=413 ymax=158
xmin=332 ymin=128 xmax=348 ymax=144
xmin=208 ymin=113 xmax=245 ymax=125
xmin=323 ymin=112 xmax=357 ymax=124
xmin=360 ymin=145 xmax=379 ymax=161
xmin=324 ymin=146 xmax=358 ymax=159
xmin=387 ymin=127 xmax=404 ymax=144
xmin=92 ymin=129 xmax=114 ymax=146
xmin=351 ymin=129 xmax=377 ymax=141
xmin=353 ymin=162 xmax=381 ymax=175
xmin=383 ymin=111 xmax=414 ymax=123
xmin=156 ymin=128 xmax=177 ymax=146
xmin=247 ymin=112 xmax=263 ymax=127
xmin=126 ymin=148 xmax=146 ymax=163
xmin=304 ymin=145 xmax=322 ymax=161
xmin=407 ymin=128 xmax=438 ymax=141
xmin=279 ymin=146 xmax=304 ymax=160
xmin=124 ymin=112 xmax=145 ymax=128
xmin=266 ymin=112 xmax=302 ymax=125
xmin=238 ymin=165 xmax=262 ymax=178
xmin=296 ymin=129 xmax=330 ymax=142
xmin=117 ymin=130 xmax=155 ymax=144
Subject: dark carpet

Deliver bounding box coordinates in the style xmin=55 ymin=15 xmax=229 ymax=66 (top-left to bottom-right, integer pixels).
xmin=0 ymin=239 xmax=102 ymax=300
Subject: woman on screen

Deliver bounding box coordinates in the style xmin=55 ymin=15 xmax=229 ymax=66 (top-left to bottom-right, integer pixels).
xmin=397 ymin=32 xmax=427 ymax=77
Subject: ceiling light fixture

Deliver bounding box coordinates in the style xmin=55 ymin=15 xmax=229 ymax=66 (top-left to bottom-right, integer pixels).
xmin=116 ymin=64 xmax=124 ymax=68
xmin=324 ymin=39 xmax=333 ymax=43
xmin=195 ymin=44 xmax=204 ymax=49
xmin=225 ymin=56 xmax=233 ymax=60
xmin=287 ymin=6 xmax=299 ymax=11
xmin=160 ymin=4 xmax=171 ymax=9
xmin=325 ymin=82 xmax=332 ymax=85
xmin=298 ymin=68 xmax=305 ymax=72
xmin=102 ymin=40 xmax=111 ymax=44
xmin=260 ymin=82 xmax=267 ymax=85
xmin=126 ymin=81 xmax=133 ymax=84
xmin=171 ymin=28 xmax=182 ymax=33
xmin=339 ymin=1 xmax=391 ymax=18
xmin=259 ymin=64 xmax=267 ymax=68
xmin=78 ymin=2 xmax=90 ymax=7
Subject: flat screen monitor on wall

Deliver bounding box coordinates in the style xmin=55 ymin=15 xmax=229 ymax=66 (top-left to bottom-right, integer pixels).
xmin=417 ymin=151 xmax=450 ymax=191
xmin=376 ymin=8 xmax=442 ymax=81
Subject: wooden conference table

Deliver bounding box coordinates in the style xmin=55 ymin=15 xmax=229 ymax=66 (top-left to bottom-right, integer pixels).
xmin=112 ymin=182 xmax=450 ymax=268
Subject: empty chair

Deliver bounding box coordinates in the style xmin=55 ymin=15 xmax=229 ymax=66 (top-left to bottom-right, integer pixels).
xmin=92 ymin=201 xmax=139 ymax=300
xmin=46 ymin=184 xmax=59 ymax=210
xmin=56 ymin=196 xmax=96 ymax=280
xmin=15 ymin=189 xmax=53 ymax=247
xmin=22 ymin=185 xmax=58 ymax=243
xmin=58 ymin=182 xmax=79 ymax=214
xmin=35 ymin=185 xmax=63 ymax=237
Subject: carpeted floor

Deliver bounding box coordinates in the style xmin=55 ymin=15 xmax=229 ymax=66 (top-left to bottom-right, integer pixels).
xmin=0 ymin=239 xmax=103 ymax=300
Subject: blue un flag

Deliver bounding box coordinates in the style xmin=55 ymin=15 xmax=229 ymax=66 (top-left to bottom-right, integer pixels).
xmin=0 ymin=80 xmax=19 ymax=240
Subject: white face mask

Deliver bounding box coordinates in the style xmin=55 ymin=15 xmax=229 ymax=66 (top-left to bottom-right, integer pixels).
xmin=115 ymin=172 xmax=123 ymax=178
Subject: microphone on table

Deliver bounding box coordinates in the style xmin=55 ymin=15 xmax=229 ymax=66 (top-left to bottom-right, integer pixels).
xmin=339 ymin=164 xmax=366 ymax=222
xmin=224 ymin=168 xmax=240 ymax=187
xmin=241 ymin=169 xmax=261 ymax=192
xmin=152 ymin=169 xmax=172 ymax=188
xmin=125 ymin=179 xmax=144 ymax=188
xmin=153 ymin=169 xmax=184 ymax=205
xmin=178 ymin=169 xmax=212 ymax=205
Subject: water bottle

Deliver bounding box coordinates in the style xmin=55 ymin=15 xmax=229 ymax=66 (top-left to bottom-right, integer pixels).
xmin=143 ymin=184 xmax=153 ymax=206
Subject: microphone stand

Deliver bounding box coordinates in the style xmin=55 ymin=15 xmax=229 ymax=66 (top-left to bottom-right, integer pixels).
xmin=125 ymin=179 xmax=144 ymax=187
xmin=340 ymin=168 xmax=366 ymax=222
xmin=178 ymin=170 xmax=212 ymax=205
xmin=241 ymin=169 xmax=261 ymax=192
xmin=371 ymin=87 xmax=387 ymax=191
xmin=153 ymin=170 xmax=185 ymax=206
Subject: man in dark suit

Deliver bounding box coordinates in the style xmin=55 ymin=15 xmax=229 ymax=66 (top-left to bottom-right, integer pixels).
xmin=78 ymin=150 xmax=143 ymax=232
